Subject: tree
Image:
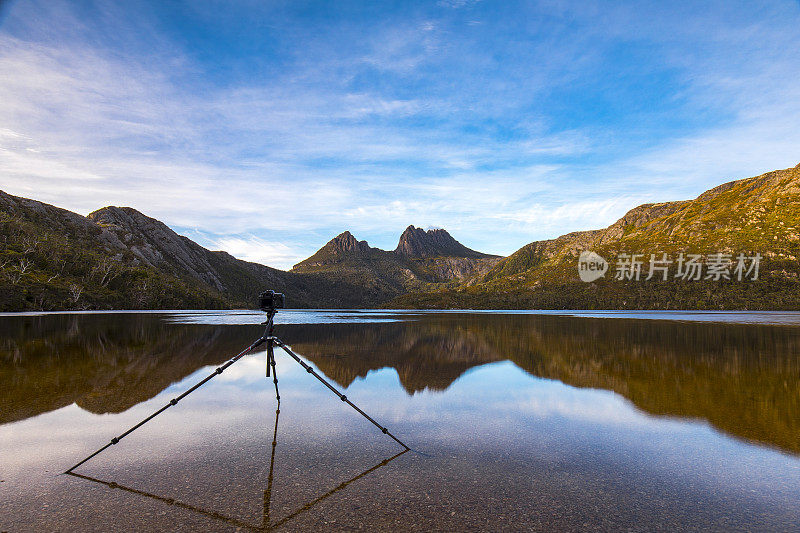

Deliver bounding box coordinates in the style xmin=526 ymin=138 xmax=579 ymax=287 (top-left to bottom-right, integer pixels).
xmin=11 ymin=258 xmax=33 ymax=284
xmin=69 ymin=283 xmax=83 ymax=303
xmin=91 ymin=257 xmax=122 ymax=287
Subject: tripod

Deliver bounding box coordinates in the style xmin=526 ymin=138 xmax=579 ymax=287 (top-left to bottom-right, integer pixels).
xmin=65 ymin=299 xmax=409 ymax=474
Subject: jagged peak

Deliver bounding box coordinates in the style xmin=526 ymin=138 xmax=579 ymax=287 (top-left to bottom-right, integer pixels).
xmin=327 ymin=231 xmax=371 ymax=253
xmin=88 ymin=205 xmax=161 ymax=229
xmin=395 ymin=225 xmax=488 ymax=258
xmin=292 ymin=230 xmax=373 ymax=270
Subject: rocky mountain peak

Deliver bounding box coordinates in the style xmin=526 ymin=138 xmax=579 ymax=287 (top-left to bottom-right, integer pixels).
xmin=328 ymin=231 xmax=371 ymax=254
xmin=395 ymin=225 xmax=489 ymax=259
xmin=89 ymin=206 xmax=153 ymax=228
xmin=292 ymin=231 xmax=373 ymax=270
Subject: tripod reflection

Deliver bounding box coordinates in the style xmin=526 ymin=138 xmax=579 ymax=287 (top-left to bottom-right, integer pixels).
xmin=66 ymin=404 xmax=407 ymax=531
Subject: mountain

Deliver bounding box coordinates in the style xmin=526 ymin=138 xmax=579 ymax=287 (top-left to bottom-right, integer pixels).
xmin=290 ymin=231 xmax=406 ymax=307
xmin=291 ymin=225 xmax=501 ymax=306
xmin=86 ymin=206 xmax=345 ymax=307
xmin=293 ymin=231 xmax=375 ymax=268
xmin=0 ymin=193 xmax=349 ymax=310
xmin=394 ymin=225 xmax=490 ymax=259
xmin=5 ymin=162 xmax=799 ymax=311
xmin=393 ymin=163 xmax=800 ymax=309
xmin=0 ymin=193 xmax=496 ymax=310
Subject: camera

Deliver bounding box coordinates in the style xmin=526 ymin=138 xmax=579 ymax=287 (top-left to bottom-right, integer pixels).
xmin=259 ymin=290 xmax=285 ymax=312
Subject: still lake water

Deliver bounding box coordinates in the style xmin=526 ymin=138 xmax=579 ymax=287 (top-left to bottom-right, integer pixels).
xmin=1 ymin=310 xmax=799 ymax=531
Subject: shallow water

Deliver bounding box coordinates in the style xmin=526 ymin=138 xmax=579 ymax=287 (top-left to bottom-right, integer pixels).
xmin=1 ymin=310 xmax=799 ymax=531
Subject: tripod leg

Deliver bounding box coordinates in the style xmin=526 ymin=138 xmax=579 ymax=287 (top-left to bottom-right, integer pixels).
xmin=64 ymin=335 xmax=267 ymax=473
xmin=263 ymin=404 xmax=279 ymax=529
xmin=269 ymin=348 xmax=280 ymax=402
xmin=274 ymin=339 xmax=409 ymax=450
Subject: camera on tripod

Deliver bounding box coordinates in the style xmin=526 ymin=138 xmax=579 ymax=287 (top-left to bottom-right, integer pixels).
xmin=66 ymin=287 xmax=408 ymax=473
xmin=259 ymin=290 xmax=285 ymax=312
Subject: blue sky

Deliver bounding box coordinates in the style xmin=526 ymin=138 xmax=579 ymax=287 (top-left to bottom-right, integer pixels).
xmin=1 ymin=0 xmax=799 ymax=269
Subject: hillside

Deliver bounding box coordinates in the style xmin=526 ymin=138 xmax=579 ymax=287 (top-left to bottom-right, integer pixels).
xmin=393 ymin=163 xmax=800 ymax=309
xmin=291 ymin=225 xmax=500 ymax=306
xmin=0 ymin=193 xmax=348 ymax=310
xmin=0 ymin=195 xmax=497 ymax=311
xmin=4 ymin=162 xmax=800 ymax=311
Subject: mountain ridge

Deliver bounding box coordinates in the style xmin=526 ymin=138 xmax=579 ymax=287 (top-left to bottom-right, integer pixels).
xmin=3 ymin=162 xmax=800 ymax=311
xmin=0 ymin=193 xmax=360 ymax=310
xmin=290 ymin=226 xmax=501 ymax=306
xmin=0 ymin=192 xmax=497 ymax=310
xmin=394 ymin=225 xmax=493 ymax=259
xmin=294 ymin=226 xmax=497 ymax=269
xmin=292 ymin=231 xmax=375 ymax=269
xmin=392 ymin=163 xmax=800 ymax=309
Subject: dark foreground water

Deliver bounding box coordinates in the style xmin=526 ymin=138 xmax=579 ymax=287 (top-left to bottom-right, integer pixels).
xmin=1 ymin=310 xmax=799 ymax=531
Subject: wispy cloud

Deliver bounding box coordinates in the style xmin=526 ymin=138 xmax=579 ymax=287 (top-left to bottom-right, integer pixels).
xmin=209 ymin=236 xmax=305 ymax=270
xmin=0 ymin=0 xmax=799 ymax=266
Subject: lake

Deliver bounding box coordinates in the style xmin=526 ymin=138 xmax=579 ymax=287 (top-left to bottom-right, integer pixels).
xmin=1 ymin=310 xmax=799 ymax=531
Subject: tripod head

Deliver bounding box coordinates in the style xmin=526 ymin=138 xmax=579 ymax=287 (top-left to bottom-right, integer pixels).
xmin=259 ymin=290 xmax=284 ymax=381
xmin=259 ymin=290 xmax=285 ymax=313
xmin=259 ymin=289 xmax=284 ymax=338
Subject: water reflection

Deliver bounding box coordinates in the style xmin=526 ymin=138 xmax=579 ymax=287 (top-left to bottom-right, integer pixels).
xmin=2 ymin=312 xmax=797 ymax=455
xmin=0 ymin=314 xmax=255 ymax=424
xmin=65 ymin=401 xmax=408 ymax=533
xmin=2 ymin=311 xmax=800 ymax=531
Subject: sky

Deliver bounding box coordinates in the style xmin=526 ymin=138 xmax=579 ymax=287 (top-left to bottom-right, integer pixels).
xmin=1 ymin=0 xmax=799 ymax=269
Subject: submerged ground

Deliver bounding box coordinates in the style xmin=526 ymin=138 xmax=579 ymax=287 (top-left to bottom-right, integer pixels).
xmin=1 ymin=310 xmax=799 ymax=531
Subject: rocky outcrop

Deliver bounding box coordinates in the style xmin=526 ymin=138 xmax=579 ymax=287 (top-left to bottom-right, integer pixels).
xmin=90 ymin=206 xmax=226 ymax=290
xmin=422 ymin=256 xmax=501 ymax=281
xmin=328 ymin=231 xmax=371 ymax=254
xmin=292 ymin=231 xmax=375 ymax=269
xmin=0 ymin=191 xmax=127 ymax=251
xmin=290 ymin=226 xmax=501 ymax=305
xmin=395 ymin=225 xmax=492 ymax=259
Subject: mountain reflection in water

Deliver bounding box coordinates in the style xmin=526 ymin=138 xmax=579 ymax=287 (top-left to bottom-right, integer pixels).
xmin=1 ymin=311 xmax=798 ymax=455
